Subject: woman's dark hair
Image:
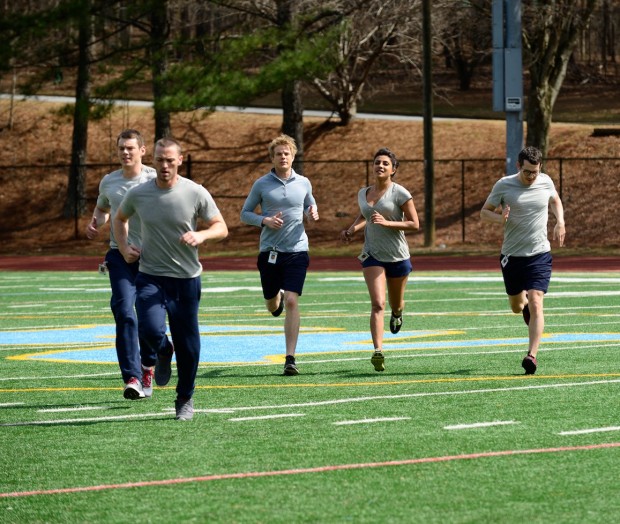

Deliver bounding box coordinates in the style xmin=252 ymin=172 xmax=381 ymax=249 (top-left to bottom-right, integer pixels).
xmin=374 ymin=147 xmax=399 ymax=171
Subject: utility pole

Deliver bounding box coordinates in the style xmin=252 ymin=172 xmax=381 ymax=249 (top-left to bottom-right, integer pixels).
xmin=422 ymin=0 xmax=435 ymax=247
xmin=492 ymin=0 xmax=524 ymax=175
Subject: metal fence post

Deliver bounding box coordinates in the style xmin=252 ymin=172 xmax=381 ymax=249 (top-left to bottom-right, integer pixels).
xmin=461 ymin=160 xmax=466 ymax=242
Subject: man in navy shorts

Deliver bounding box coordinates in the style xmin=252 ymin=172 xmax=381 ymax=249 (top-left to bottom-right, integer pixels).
xmin=481 ymin=146 xmax=566 ymax=374
xmin=241 ymin=134 xmax=319 ymax=376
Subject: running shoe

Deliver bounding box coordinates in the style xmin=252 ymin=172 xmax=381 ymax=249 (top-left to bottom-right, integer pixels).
xmin=390 ymin=312 xmax=403 ymax=334
xmin=522 ymin=354 xmax=537 ymax=375
xmin=272 ymin=291 xmax=284 ymax=317
xmin=141 ymin=365 xmax=154 ymax=398
xmin=155 ymin=342 xmax=174 ymax=386
xmin=123 ymin=377 xmax=145 ymax=400
xmin=522 ymin=304 xmax=530 ymax=326
xmin=283 ymin=355 xmax=299 ymax=375
xmin=175 ymin=397 xmax=194 ymax=421
xmin=371 ymin=350 xmax=385 ymax=372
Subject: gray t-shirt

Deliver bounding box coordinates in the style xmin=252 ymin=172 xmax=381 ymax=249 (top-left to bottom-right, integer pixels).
xmin=119 ymin=177 xmax=221 ymax=278
xmin=486 ymin=172 xmax=558 ymax=257
xmin=96 ymin=167 xmax=156 ymax=249
xmin=358 ymin=182 xmax=413 ymax=262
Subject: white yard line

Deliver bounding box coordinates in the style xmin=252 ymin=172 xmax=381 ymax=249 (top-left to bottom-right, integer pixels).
xmin=0 ymin=372 xmax=118 ymax=381
xmin=0 ymin=412 xmax=167 ymax=426
xmin=444 ymin=420 xmax=518 ymax=430
xmin=229 ymin=413 xmax=306 ymax=422
xmin=220 ymin=378 xmax=620 ymax=413
xmin=38 ymin=406 xmax=111 ymax=413
xmin=558 ymin=426 xmax=620 ymax=436
xmin=333 ymin=417 xmax=411 ymax=425
xmin=3 ymin=379 xmax=619 ymax=427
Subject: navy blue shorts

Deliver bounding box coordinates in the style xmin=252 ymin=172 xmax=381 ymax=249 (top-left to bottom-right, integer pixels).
xmin=361 ymin=254 xmax=412 ymax=278
xmin=500 ymin=251 xmax=552 ymax=296
xmin=257 ymin=251 xmax=310 ymax=300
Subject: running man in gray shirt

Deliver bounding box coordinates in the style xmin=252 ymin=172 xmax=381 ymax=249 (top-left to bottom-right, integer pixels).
xmin=481 ymin=146 xmax=565 ymax=375
xmin=114 ymin=137 xmax=228 ymax=420
xmin=241 ymin=134 xmax=319 ymax=376
xmin=85 ymin=129 xmax=157 ymax=401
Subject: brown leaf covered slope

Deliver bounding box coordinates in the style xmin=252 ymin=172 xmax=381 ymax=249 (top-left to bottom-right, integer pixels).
xmin=0 ymin=100 xmax=618 ymax=256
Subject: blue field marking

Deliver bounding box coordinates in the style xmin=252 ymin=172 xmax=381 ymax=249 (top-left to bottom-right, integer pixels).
xmin=3 ymin=325 xmax=620 ymax=365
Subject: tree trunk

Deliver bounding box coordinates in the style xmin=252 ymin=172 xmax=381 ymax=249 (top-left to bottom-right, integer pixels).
xmin=524 ymin=0 xmax=598 ymax=158
xmin=455 ymin=57 xmax=473 ymax=91
xmin=281 ymin=80 xmax=304 ymax=174
xmin=525 ymin=84 xmax=554 ymax=157
xmin=64 ymin=0 xmax=92 ymax=221
xmin=151 ymin=0 xmax=171 ymax=140
xmin=277 ymin=0 xmax=304 ymax=174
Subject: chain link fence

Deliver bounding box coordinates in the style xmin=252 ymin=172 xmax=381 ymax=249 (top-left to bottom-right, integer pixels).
xmin=1 ymin=157 xmax=618 ymax=252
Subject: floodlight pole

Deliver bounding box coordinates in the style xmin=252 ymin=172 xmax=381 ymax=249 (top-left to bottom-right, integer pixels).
xmin=422 ymin=0 xmax=435 ymax=247
xmin=492 ymin=0 xmax=524 ymax=175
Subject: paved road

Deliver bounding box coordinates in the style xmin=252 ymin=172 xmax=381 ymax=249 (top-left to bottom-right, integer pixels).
xmin=0 ymin=93 xmax=475 ymax=122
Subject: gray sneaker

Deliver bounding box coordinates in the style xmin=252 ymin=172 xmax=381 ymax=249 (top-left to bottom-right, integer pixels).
xmin=141 ymin=365 xmax=154 ymax=398
xmin=155 ymin=342 xmax=174 ymax=386
xmin=123 ymin=377 xmax=145 ymax=400
xmin=175 ymin=397 xmax=194 ymax=421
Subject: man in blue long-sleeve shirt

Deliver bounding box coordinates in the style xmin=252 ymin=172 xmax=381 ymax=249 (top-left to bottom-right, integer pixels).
xmin=241 ymin=134 xmax=319 ymax=375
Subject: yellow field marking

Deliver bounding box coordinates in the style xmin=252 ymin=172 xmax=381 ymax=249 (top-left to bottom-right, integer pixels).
xmin=2 ymin=372 xmax=620 ymax=393
xmin=189 ymin=372 xmax=620 ymax=389
xmin=0 ymin=324 xmax=102 ymax=333
xmin=8 ymin=345 xmax=115 ymax=363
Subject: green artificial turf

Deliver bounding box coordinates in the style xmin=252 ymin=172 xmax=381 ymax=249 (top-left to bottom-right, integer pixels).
xmin=1 ymin=269 xmax=619 ymax=523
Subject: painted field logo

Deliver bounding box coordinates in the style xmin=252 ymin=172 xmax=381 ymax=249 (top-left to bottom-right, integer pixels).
xmin=2 ymin=326 xmax=620 ymax=365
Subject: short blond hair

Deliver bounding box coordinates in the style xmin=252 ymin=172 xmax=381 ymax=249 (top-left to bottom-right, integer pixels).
xmin=268 ymin=134 xmax=297 ymax=159
xmin=155 ymin=136 xmax=182 ymax=154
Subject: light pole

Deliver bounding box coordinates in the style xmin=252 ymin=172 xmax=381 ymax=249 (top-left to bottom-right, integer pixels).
xmin=422 ymin=0 xmax=435 ymax=247
xmin=492 ymin=0 xmax=524 ymax=175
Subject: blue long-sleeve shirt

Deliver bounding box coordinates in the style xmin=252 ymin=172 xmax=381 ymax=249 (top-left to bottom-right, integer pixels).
xmin=240 ymin=169 xmax=316 ymax=253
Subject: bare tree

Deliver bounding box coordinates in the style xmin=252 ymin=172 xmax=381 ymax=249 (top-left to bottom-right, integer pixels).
xmin=523 ymin=0 xmax=599 ymax=156
xmin=311 ymin=0 xmax=420 ymax=125
xmin=276 ymin=0 xmax=305 ymax=171
xmin=435 ymin=0 xmax=492 ymax=91
xmin=150 ymin=0 xmax=172 ymax=139
xmin=193 ymin=0 xmax=345 ymax=171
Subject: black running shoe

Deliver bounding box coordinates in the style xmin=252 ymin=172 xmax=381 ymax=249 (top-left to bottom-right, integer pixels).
xmin=389 ymin=312 xmax=403 ymax=334
xmin=521 ymin=354 xmax=537 ymax=375
xmin=155 ymin=342 xmax=174 ymax=386
xmin=283 ymin=355 xmax=299 ymax=375
xmin=522 ymin=304 xmax=530 ymax=326
xmin=272 ymin=291 xmax=284 ymax=317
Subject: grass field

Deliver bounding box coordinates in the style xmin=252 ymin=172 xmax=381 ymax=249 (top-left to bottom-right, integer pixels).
xmin=1 ymin=267 xmax=620 ymax=523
